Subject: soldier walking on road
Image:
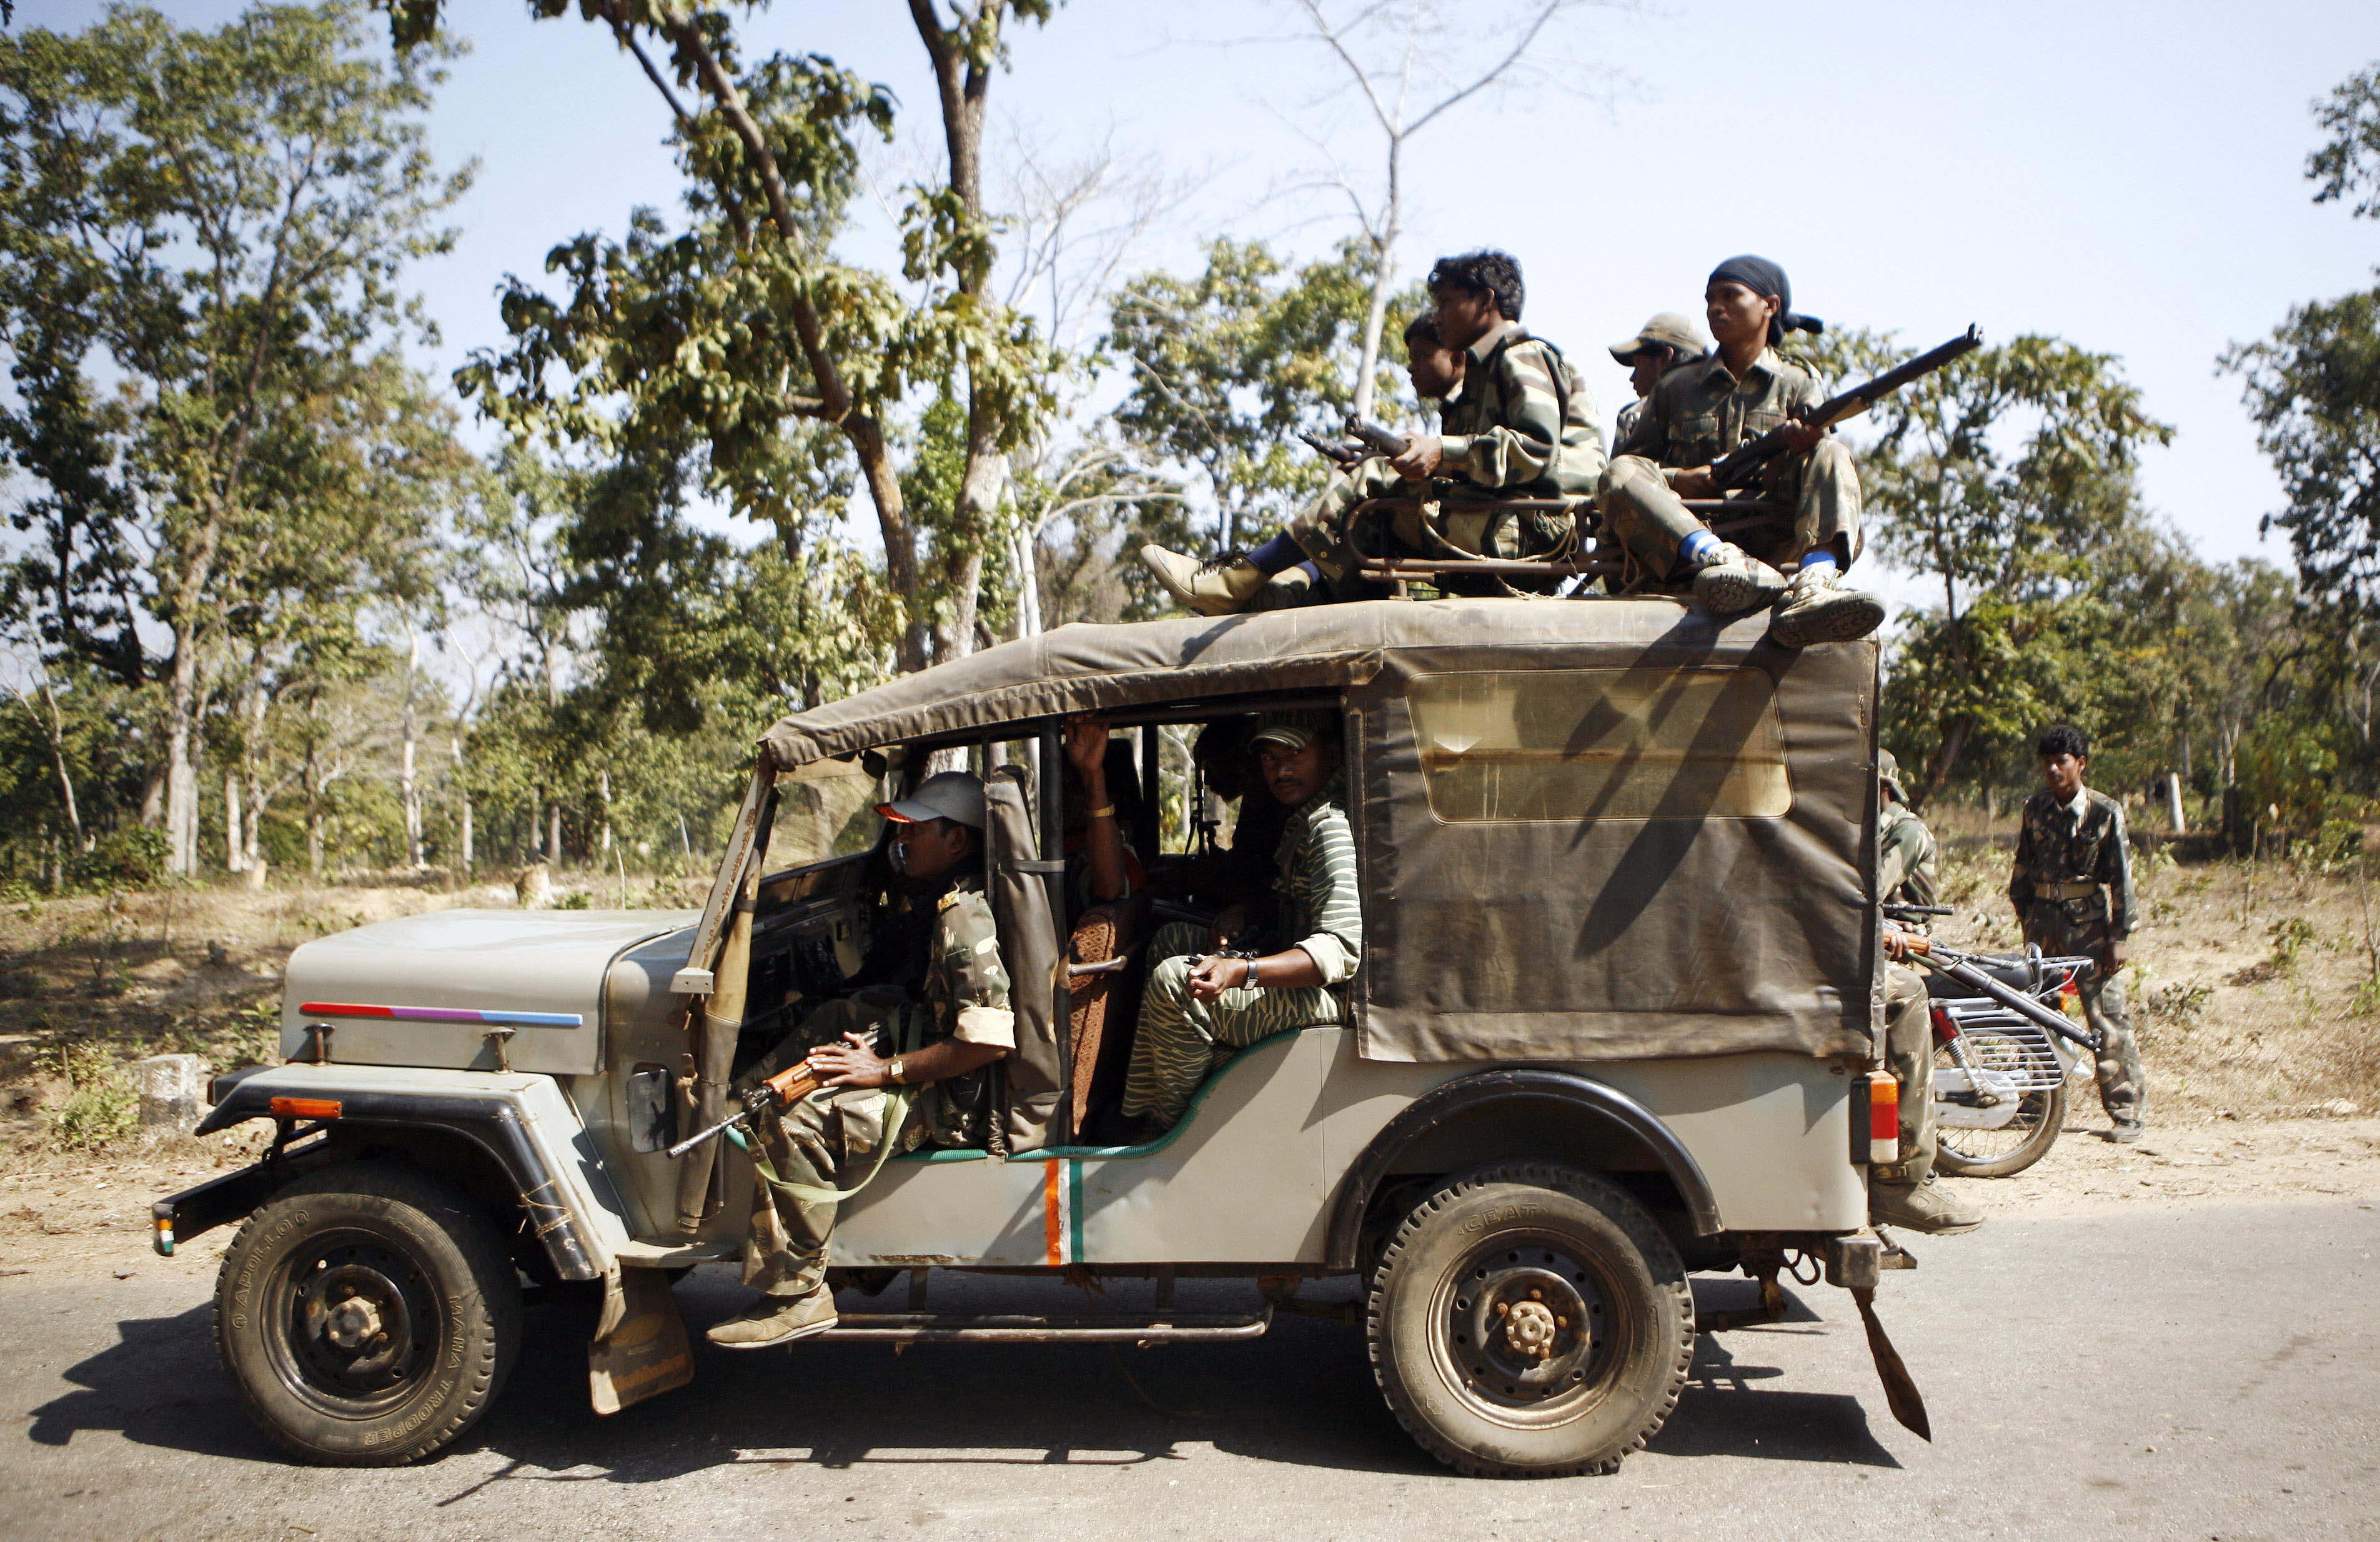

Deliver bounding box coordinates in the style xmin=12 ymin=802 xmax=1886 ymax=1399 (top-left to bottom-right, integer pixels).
xmin=2009 ymin=724 xmax=2146 ymax=1143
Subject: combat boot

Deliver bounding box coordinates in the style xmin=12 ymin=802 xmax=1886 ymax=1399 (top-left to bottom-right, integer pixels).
xmin=1869 ymin=1174 xmax=1985 ymax=1235
xmin=2105 ymin=1118 xmax=2144 ymax=1143
xmin=1689 ymin=543 xmax=1788 ymax=619
xmin=1768 ymin=564 xmax=1885 ymax=648
xmin=705 ymin=1286 xmax=838 ymax=1349
xmin=1140 ymin=544 xmax=1268 ymax=616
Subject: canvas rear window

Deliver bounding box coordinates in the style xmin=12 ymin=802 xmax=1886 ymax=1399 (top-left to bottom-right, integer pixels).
xmin=1406 ymin=666 xmax=1791 ymax=822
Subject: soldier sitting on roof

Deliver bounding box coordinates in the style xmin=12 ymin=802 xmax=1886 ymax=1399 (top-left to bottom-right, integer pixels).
xmin=1139 ymin=250 xmax=1605 ymax=614
xmin=1597 ymin=256 xmax=1884 ymax=648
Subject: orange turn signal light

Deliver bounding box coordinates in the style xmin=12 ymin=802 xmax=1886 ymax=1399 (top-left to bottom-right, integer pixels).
xmin=269 ymin=1097 xmax=343 ymax=1120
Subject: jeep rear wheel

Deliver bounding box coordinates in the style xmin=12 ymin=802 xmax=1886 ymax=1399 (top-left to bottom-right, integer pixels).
xmin=214 ymin=1161 xmax=521 ymax=1466
xmin=1366 ymin=1163 xmax=1693 ymax=1478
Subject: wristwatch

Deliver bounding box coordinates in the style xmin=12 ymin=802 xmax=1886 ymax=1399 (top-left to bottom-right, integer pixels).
xmin=888 ymin=1056 xmax=908 ymax=1087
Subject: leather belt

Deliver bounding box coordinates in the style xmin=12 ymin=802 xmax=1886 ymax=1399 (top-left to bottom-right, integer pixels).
xmin=2033 ymin=880 xmax=2099 ymax=901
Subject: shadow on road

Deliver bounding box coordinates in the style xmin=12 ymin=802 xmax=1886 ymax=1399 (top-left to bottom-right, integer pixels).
xmin=27 ymin=1271 xmax=1900 ymax=1491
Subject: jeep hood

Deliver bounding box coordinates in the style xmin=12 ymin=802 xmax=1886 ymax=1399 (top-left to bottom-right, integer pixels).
xmin=279 ymin=908 xmax=700 ymax=1076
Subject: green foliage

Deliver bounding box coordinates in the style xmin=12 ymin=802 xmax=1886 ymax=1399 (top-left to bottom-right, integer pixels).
xmin=40 ymin=1040 xmax=136 ymax=1150
xmin=2308 ymin=61 xmax=2380 ymax=220
xmin=74 ymin=827 xmax=171 ymax=888
xmin=1108 ymin=237 xmax=1427 ymax=551
xmin=2224 ymin=286 xmax=2380 ymax=615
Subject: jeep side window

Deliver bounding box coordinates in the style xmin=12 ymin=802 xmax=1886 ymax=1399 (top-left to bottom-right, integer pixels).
xmin=1406 ymin=665 xmax=1791 ymax=822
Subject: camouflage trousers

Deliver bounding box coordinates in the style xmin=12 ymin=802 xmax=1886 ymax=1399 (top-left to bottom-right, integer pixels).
xmin=738 ymin=992 xmax=922 ymax=1298
xmin=1275 ymin=460 xmax=1574 ymax=604
xmin=1875 ymin=963 xmax=1939 ymax=1185
xmin=2023 ymin=903 xmax=2145 ymax=1123
xmin=1119 ymin=920 xmax=1346 ymax=1131
xmin=1597 ymin=439 xmax=1863 ymax=584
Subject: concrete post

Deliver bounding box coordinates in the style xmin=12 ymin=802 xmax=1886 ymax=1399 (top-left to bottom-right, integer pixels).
xmin=133 ymin=1053 xmax=207 ymax=1132
xmin=2165 ymin=772 xmax=2186 ymax=835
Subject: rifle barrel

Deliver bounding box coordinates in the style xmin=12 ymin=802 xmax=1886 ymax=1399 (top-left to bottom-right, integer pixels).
xmin=1712 ymin=326 xmax=1982 ymax=491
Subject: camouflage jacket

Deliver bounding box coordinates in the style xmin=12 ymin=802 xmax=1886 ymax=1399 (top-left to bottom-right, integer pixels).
xmin=1615 ymin=346 xmax=1826 ymax=476
xmin=2008 ymin=786 xmax=2134 ymax=946
xmin=1438 ymin=321 xmax=1607 ymax=499
xmin=893 ymin=869 xmax=1014 ymax=1150
xmin=1877 ymin=800 xmax=1938 ymax=910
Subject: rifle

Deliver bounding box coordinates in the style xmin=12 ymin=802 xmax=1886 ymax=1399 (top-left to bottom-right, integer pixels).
xmin=665 ymin=1061 xmax=821 ymax=1159
xmin=1708 ymin=326 xmax=1982 ymax=493
xmin=1345 ymin=417 xmax=1412 ymax=459
xmin=1296 ymin=429 xmax=1364 ymax=468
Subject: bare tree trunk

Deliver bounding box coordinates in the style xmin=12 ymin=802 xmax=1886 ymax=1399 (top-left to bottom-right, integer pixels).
xmin=224 ymin=770 xmax=244 ymax=873
xmin=304 ymin=748 xmax=324 ymax=880
xmin=598 ymin=769 xmax=613 ymax=859
xmin=163 ymin=624 xmax=204 ymax=875
xmin=1915 ymin=713 xmax=1975 ymax=814
xmin=549 ymin=801 xmax=563 ymax=870
xmin=400 ymin=625 xmax=422 ymax=868
xmin=26 ymin=682 xmax=84 ymax=847
xmin=1349 ymin=151 xmax=1401 ymax=422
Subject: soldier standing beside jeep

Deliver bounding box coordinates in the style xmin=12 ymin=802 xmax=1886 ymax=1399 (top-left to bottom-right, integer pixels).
xmin=2009 ymin=724 xmax=2145 ymax=1142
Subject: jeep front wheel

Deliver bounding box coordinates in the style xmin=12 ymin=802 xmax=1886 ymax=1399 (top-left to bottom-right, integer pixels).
xmin=214 ymin=1161 xmax=522 ymax=1466
xmin=1366 ymin=1163 xmax=1694 ymax=1478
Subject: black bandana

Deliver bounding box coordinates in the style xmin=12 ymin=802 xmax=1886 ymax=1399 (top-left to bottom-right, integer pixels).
xmin=1708 ymin=254 xmax=1823 ymax=345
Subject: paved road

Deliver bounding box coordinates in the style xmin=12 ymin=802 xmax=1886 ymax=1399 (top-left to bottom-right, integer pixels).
xmin=2 ymin=1201 xmax=2374 ymax=1542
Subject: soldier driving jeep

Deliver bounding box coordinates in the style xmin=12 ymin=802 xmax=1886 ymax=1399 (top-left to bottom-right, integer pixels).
xmin=707 ymin=772 xmax=1016 ymax=1349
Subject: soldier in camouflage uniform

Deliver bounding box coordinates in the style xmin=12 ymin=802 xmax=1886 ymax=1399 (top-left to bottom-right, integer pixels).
xmin=1597 ymin=255 xmax=1883 ymax=649
xmin=1121 ymin=714 xmax=1362 ymax=1135
xmin=708 ymin=772 xmax=1015 ymax=1348
xmin=2008 ymin=724 xmax=2145 ymax=1141
xmin=1609 ymin=311 xmax=1710 ymax=452
xmin=1140 ymin=251 xmax=1604 ymax=613
xmin=1877 ymin=749 xmax=1938 ymax=910
xmin=1866 ymin=750 xmax=1982 ymax=1231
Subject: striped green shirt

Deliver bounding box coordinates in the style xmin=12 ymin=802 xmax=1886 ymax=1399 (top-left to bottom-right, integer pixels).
xmin=1275 ymin=787 xmax=1363 ymax=985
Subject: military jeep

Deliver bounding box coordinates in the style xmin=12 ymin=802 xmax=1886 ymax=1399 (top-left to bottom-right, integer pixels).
xmin=156 ymin=597 xmax=1916 ymax=1477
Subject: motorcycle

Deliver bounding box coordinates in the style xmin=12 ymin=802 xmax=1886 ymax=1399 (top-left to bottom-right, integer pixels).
xmin=1887 ymin=908 xmax=2104 ymax=1179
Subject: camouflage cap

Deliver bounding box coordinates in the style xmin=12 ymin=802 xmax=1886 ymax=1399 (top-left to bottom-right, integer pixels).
xmin=1609 ymin=312 xmax=1710 ymax=364
xmin=1878 ymin=749 xmax=1907 ymax=803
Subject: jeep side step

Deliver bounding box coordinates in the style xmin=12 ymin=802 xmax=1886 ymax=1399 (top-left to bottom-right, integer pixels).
xmin=814 ymin=1308 xmax=1272 ymax=1344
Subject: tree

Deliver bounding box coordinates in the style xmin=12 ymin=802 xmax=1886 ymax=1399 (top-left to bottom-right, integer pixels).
xmin=399 ymin=0 xmax=1055 ymax=672
xmin=0 ymin=3 xmax=470 ymax=872
xmin=1247 ymin=0 xmax=1624 ymax=419
xmin=1108 ymin=237 xmax=1422 ymax=553
xmin=1809 ymin=328 xmax=2171 ymax=804
xmin=2308 ymin=60 xmax=2380 ymax=219
xmin=2224 ymin=61 xmax=2380 ymax=624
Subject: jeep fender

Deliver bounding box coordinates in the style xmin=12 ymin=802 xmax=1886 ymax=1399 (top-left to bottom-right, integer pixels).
xmin=171 ymin=1064 xmax=622 ymax=1282
xmin=1326 ymin=1068 xmax=1723 ymax=1269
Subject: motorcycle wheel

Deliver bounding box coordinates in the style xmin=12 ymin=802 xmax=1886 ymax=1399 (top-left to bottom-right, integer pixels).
xmin=1931 ymin=1038 xmax=2068 ymax=1178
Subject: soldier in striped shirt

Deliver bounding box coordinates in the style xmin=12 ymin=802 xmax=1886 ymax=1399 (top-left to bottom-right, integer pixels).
xmin=1121 ymin=714 xmax=1363 ymax=1135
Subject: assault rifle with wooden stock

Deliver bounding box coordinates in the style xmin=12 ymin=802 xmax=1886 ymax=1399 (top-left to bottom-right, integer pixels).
xmin=1708 ymin=326 xmax=1983 ymax=493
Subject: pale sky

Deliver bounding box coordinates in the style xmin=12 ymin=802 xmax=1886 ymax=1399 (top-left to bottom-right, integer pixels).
xmin=29 ymin=0 xmax=2380 ymax=589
